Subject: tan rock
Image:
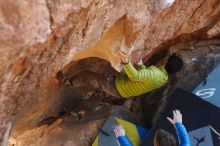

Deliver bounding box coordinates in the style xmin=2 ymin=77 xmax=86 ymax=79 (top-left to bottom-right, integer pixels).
xmin=0 ymin=0 xmax=219 ymax=145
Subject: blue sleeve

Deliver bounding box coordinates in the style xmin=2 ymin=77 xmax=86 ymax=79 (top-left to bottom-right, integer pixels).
xmin=175 ymin=122 xmax=191 ymax=146
xmin=117 ymin=136 xmax=132 ymax=146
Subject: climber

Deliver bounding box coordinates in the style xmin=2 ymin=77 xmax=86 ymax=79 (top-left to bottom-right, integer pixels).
xmin=114 ymin=110 xmax=191 ymax=146
xmin=57 ymin=50 xmax=183 ymax=99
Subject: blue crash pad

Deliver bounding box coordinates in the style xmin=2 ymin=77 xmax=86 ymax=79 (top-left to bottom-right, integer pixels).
xmin=193 ymin=64 xmax=220 ymax=108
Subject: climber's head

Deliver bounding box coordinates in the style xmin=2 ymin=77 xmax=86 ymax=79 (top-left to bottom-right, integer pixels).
xmin=154 ymin=129 xmax=176 ymax=146
xmin=165 ymin=54 xmax=183 ymax=75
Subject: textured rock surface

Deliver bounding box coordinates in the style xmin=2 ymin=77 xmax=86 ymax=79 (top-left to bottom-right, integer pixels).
xmin=9 ymin=118 xmax=105 ymax=146
xmin=6 ymin=40 xmax=220 ymax=146
xmin=0 ymin=0 xmax=220 ymax=145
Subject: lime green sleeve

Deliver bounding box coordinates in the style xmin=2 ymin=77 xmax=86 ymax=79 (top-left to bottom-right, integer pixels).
xmin=123 ymin=62 xmax=167 ymax=82
xmin=140 ymin=64 xmax=146 ymax=69
xmin=123 ymin=61 xmax=139 ymax=81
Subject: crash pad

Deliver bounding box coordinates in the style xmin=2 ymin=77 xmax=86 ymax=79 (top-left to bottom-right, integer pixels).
xmin=142 ymin=88 xmax=220 ymax=146
xmin=193 ymin=64 xmax=220 ymax=108
xmin=92 ymin=116 xmax=147 ymax=146
xmin=188 ymin=126 xmax=214 ymax=146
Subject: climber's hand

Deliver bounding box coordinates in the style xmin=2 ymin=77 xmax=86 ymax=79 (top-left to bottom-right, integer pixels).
xmin=114 ymin=125 xmax=125 ymax=138
xmin=116 ymin=48 xmax=129 ymax=64
xmin=167 ymin=110 xmax=182 ymax=125
xmin=136 ymin=59 xmax=143 ymax=66
xmin=120 ymin=51 xmax=129 ymax=64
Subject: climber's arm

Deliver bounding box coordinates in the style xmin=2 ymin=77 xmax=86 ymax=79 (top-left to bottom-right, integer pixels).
xmin=123 ymin=61 xmax=139 ymax=80
xmin=123 ymin=62 xmax=164 ymax=81
xmin=118 ymin=49 xmax=162 ymax=82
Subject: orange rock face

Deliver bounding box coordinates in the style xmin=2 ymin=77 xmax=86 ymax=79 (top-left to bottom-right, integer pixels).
xmin=0 ymin=0 xmax=219 ymax=145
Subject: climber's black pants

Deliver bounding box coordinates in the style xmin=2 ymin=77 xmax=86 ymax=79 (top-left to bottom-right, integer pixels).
xmin=69 ymin=71 xmax=121 ymax=98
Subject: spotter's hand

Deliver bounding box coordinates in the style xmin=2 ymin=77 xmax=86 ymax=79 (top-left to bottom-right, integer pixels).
xmin=167 ymin=110 xmax=183 ymax=125
xmin=114 ymin=125 xmax=125 ymax=138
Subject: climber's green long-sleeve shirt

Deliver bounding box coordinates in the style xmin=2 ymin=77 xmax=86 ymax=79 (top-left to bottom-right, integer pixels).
xmin=115 ymin=61 xmax=168 ymax=98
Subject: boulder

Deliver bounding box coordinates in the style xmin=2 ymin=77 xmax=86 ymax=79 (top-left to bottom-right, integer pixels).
xmin=0 ymin=0 xmax=219 ymax=145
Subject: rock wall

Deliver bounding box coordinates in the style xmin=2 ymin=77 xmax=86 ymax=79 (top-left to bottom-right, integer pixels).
xmin=0 ymin=0 xmax=220 ymax=145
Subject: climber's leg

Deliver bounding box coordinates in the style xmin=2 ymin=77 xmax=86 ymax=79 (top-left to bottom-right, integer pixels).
xmin=69 ymin=71 xmax=121 ymax=98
